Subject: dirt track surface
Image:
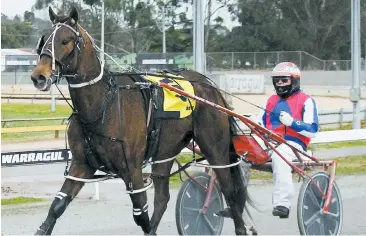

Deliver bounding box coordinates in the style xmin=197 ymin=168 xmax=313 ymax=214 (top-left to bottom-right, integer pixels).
xmin=2 ymin=162 xmax=366 ymax=235
xmin=3 ymin=93 xmax=366 ymax=115
xmin=2 ymin=139 xmax=366 ymax=235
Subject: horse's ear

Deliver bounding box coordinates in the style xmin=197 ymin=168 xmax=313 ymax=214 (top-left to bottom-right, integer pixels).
xmin=69 ymin=6 xmax=79 ymax=25
xmin=49 ymin=7 xmax=57 ymax=24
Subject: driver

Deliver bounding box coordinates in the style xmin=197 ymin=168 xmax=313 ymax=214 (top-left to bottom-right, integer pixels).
xmin=260 ymin=61 xmax=319 ymax=218
xmin=216 ymin=62 xmax=319 ymax=219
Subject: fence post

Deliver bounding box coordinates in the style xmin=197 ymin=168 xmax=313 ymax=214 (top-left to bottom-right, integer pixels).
xmin=253 ymin=52 xmax=256 ymax=69
xmin=94 ymin=170 xmax=100 ymax=200
xmin=339 ymin=108 xmax=343 ymax=128
xmin=50 ymin=85 xmax=56 ymax=112
xmin=299 ymin=51 xmax=302 ymax=69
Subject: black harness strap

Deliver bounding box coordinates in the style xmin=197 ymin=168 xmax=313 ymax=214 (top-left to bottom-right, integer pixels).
xmin=119 ymin=74 xmax=162 ymax=165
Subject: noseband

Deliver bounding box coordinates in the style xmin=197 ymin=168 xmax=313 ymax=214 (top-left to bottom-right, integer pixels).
xmin=38 ymin=22 xmax=104 ymax=88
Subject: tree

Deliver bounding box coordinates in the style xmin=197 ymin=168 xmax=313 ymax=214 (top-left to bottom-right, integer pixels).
xmin=1 ymin=20 xmax=34 ymax=48
xmin=278 ymin=0 xmax=351 ymax=59
xmin=204 ymin=0 xmax=233 ymax=52
xmin=225 ymin=0 xmax=294 ymax=52
xmin=23 ymin=11 xmax=35 ymax=23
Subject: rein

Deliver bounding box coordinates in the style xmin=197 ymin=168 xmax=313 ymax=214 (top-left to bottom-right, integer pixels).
xmin=39 ymin=19 xmax=277 ymax=194
xmin=39 ymin=22 xmax=105 ymax=89
xmin=39 ymin=21 xmax=274 ymax=118
xmin=40 ymin=22 xmax=137 ymax=189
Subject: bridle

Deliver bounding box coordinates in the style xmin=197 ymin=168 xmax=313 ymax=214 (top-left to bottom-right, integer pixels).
xmin=37 ymin=21 xmax=105 ymax=89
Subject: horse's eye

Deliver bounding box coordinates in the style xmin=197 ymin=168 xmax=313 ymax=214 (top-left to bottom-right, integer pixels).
xmin=62 ymin=39 xmax=69 ymax=45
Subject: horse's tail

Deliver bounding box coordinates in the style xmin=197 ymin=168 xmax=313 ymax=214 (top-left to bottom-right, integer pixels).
xmin=228 ymin=152 xmax=260 ymax=224
xmin=217 ymin=87 xmax=259 ymax=224
xmin=242 ymin=184 xmax=258 ymax=223
xmin=197 ymin=71 xmax=259 ymax=222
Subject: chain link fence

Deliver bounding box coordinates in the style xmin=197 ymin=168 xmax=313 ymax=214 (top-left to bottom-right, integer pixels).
xmin=206 ymin=51 xmax=366 ymax=72
xmin=2 ymin=51 xmax=366 ymax=85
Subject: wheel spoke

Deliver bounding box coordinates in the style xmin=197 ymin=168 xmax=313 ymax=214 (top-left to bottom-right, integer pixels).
xmin=183 ymin=207 xmax=201 ymax=213
xmin=320 ymin=180 xmax=329 ymax=206
xmin=324 ymin=211 xmax=341 ymax=233
xmin=177 ymin=174 xmax=224 ymax=236
xmin=325 ymin=211 xmax=339 ymax=219
xmin=304 ymin=211 xmax=321 ymax=228
xmin=203 ymin=215 xmax=216 ymax=235
xmin=299 ymin=173 xmax=342 ymax=236
xmin=323 ymin=181 xmax=329 ymax=195
xmin=195 ymin=187 xmax=203 ymax=206
xmin=307 ymin=186 xmax=321 ymax=208
xmin=194 ymin=214 xmax=202 ymax=234
xmin=318 ymin=216 xmax=325 ymax=235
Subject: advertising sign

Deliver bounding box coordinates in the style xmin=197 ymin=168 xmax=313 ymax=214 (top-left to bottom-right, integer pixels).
xmin=226 ymin=74 xmax=265 ymax=94
xmin=1 ymin=149 xmax=72 ymax=166
xmin=207 ymin=74 xmax=265 ymax=94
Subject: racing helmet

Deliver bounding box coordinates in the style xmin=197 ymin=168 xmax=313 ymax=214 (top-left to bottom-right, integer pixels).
xmin=271 ymin=62 xmax=301 ymax=98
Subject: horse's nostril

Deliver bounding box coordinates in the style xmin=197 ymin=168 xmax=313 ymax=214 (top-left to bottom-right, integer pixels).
xmin=39 ymin=75 xmax=47 ymax=82
xmin=31 ymin=76 xmax=37 ymax=83
xmin=31 ymin=75 xmax=46 ymax=84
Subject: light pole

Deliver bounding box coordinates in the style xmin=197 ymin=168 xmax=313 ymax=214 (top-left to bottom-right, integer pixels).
xmin=193 ymin=0 xmax=204 ymax=74
xmin=350 ymin=0 xmax=361 ymax=129
xmin=100 ymin=0 xmax=105 ymax=65
xmin=162 ymin=5 xmax=166 ymax=53
xmin=94 ymin=0 xmax=105 ymax=201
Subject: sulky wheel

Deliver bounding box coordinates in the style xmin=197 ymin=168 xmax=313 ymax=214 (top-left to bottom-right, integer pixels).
xmin=175 ymin=172 xmax=225 ymax=235
xmin=297 ymin=171 xmax=343 ymax=235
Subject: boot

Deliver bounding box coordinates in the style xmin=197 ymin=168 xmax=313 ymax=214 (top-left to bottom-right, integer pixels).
xmin=272 ymin=205 xmax=290 ymax=218
xmin=214 ymin=207 xmax=232 ymax=218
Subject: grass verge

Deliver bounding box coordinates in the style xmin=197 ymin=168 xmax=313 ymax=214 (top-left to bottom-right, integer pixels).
xmin=308 ymin=140 xmax=366 ymax=151
xmin=1 ymin=103 xmax=72 ymax=141
xmin=331 ymin=155 xmax=366 ymax=175
xmin=169 ymin=154 xmax=366 ymax=185
xmin=1 ymin=196 xmax=46 ymax=206
xmin=320 ymin=120 xmax=366 ymax=131
xmin=1 ymin=104 xmax=72 ymax=120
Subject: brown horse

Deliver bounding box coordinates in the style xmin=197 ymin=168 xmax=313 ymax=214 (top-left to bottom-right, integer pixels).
xmin=31 ymin=6 xmax=254 ymax=235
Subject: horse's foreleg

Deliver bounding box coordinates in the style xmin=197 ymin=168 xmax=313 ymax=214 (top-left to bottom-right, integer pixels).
xmin=148 ymin=160 xmax=174 ymax=235
xmin=35 ymin=162 xmax=96 ymax=235
xmin=127 ymin=168 xmax=151 ymax=234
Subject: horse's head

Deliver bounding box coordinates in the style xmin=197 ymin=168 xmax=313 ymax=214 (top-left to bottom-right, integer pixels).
xmin=31 ymin=6 xmax=85 ymax=91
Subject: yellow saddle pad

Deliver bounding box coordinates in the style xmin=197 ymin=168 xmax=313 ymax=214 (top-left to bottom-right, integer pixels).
xmin=144 ymin=73 xmax=196 ymax=119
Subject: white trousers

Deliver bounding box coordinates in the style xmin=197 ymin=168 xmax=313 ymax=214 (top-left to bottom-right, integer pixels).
xmin=202 ymin=135 xmax=309 ymax=209
xmin=270 ymin=141 xmax=306 ymax=209
xmin=253 ymin=136 xmax=308 ymax=209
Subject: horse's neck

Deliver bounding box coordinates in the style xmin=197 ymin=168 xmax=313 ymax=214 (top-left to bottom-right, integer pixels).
xmin=79 ymin=43 xmax=102 ymax=77
xmin=70 ymin=46 xmax=107 ymax=123
xmin=70 ymin=80 xmax=108 ymax=123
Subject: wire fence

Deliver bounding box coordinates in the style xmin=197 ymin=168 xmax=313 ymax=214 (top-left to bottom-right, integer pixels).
xmin=2 ymin=51 xmax=366 ymax=87
xmin=2 ymin=50 xmax=366 ymax=73
xmin=2 ymin=107 xmax=365 ymax=131
xmin=234 ymin=107 xmax=366 ymax=131
xmin=205 ymin=51 xmax=366 ymax=72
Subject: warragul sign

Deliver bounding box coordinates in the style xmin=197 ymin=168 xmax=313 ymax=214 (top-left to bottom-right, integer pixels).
xmin=1 ymin=149 xmax=72 ymax=166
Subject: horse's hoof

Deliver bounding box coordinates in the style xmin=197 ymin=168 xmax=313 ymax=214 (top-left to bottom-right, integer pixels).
xmin=34 ymin=230 xmax=44 ymax=235
xmin=244 ymin=225 xmax=258 ymax=235
xmin=144 ymin=232 xmax=157 ymax=235
xmin=250 ymin=226 xmax=258 ymax=235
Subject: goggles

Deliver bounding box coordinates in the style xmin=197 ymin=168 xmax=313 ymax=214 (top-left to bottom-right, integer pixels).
xmin=272 ymin=76 xmax=290 ymax=83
